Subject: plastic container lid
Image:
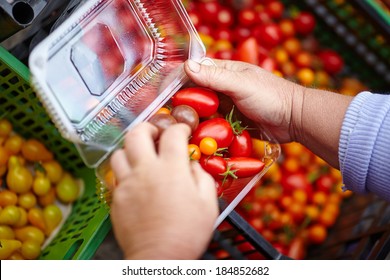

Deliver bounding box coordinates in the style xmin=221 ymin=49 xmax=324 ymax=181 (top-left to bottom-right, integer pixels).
xmin=29 ymin=0 xmax=206 ymax=167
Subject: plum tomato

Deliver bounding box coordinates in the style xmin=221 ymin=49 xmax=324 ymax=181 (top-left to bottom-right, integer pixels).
xmin=228 ymin=130 xmax=253 ymax=157
xmin=234 ymin=37 xmax=259 ymax=65
xmin=148 ymin=113 xmax=177 ymax=134
xmin=199 ymin=155 xmax=227 ymax=178
xmin=226 ymin=157 xmax=265 ymax=178
xmin=190 ymin=118 xmax=234 ymax=148
xmin=171 ymin=87 xmax=219 ymax=118
xmin=171 ymin=105 xmax=199 ymax=132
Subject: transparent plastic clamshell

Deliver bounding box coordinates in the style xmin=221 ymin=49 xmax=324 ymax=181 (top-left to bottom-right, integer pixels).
xmin=29 ymin=0 xmax=281 ymax=228
xmin=29 ymin=0 xmax=206 ymax=167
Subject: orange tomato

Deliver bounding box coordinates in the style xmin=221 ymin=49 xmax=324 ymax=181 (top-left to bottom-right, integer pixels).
xmin=0 ymin=146 xmax=9 ymax=166
xmin=0 ymin=190 xmax=18 ymax=207
xmin=188 ymin=144 xmax=201 ymax=161
xmin=27 ymin=208 xmax=46 ymax=232
xmin=155 ymin=107 xmax=171 ymax=115
xmin=199 ymin=137 xmax=218 ymax=156
xmin=4 ymin=134 xmax=24 ymax=155
xmin=37 ymin=187 xmax=56 ymax=207
xmin=0 ymin=119 xmax=12 ymax=137
xmin=21 ymin=139 xmax=53 ymax=162
xmin=296 ymin=67 xmax=315 ymax=86
xmin=307 ymin=223 xmax=327 ymax=244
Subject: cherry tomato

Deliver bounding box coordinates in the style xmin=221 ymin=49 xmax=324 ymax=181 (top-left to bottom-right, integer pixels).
xmin=281 ymin=172 xmax=313 ymax=197
xmin=148 ymin=113 xmax=177 ymax=134
xmin=0 ymin=146 xmax=9 ymax=166
xmin=294 ymin=12 xmax=316 ymax=35
xmin=32 ymin=171 xmax=51 ymax=196
xmin=21 ymin=139 xmax=53 ymax=162
xmin=199 ymin=137 xmax=218 ymax=156
xmin=21 ymin=240 xmax=41 ymax=259
xmin=0 ymin=190 xmax=18 ymax=207
xmin=318 ymin=49 xmax=344 ymax=75
xmin=27 ymin=208 xmax=46 ymax=232
xmin=55 ymin=173 xmax=80 ymax=204
xmin=171 ymin=87 xmax=219 ymax=118
xmin=265 ymin=1 xmax=284 ymax=19
xmin=191 ymin=118 xmax=234 ymax=148
xmin=6 ymin=156 xmax=33 ymax=194
xmin=234 ymin=37 xmax=259 ymax=65
xmin=199 ymin=155 xmax=227 ymax=178
xmin=18 ymin=192 xmax=37 ymax=209
xmin=315 ymin=174 xmax=335 ymax=193
xmin=0 ymin=119 xmax=12 ymax=137
xmin=155 ymin=107 xmax=171 ymax=115
xmin=170 ymin=105 xmax=199 ymax=132
xmin=0 ymin=225 xmax=15 ymax=239
xmin=226 ymin=157 xmax=265 ymax=178
xmin=42 ymin=160 xmax=64 ymax=184
xmin=237 ymin=8 xmax=257 ymax=27
xmin=188 ymin=144 xmax=201 ymax=161
xmin=43 ymin=204 xmax=62 ymax=235
xmin=0 ymin=239 xmax=22 ymax=260
xmin=229 ymin=130 xmax=253 ymax=157
xmin=307 ymin=224 xmax=327 ymax=244
xmin=253 ymin=23 xmax=283 ymax=49
xmin=0 ymin=205 xmax=21 ymax=225
xmin=4 ymin=134 xmax=24 ymax=155
xmin=14 ymin=226 xmax=45 ymax=245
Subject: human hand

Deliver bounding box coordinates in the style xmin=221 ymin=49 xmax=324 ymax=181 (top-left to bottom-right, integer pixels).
xmin=109 ymin=122 xmax=218 ymax=260
xmin=184 ymin=59 xmax=305 ymax=143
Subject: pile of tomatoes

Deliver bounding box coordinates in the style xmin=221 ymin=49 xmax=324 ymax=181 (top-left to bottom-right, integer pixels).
xmin=0 ymin=118 xmax=80 ymax=260
xmin=183 ymin=0 xmax=368 ymax=259
xmin=185 ymin=0 xmax=367 ymax=93
xmin=148 ymin=86 xmax=268 ymax=197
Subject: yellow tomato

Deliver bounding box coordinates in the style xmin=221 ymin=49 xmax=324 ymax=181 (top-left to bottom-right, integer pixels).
xmin=43 ymin=204 xmax=62 ymax=235
xmin=199 ymin=137 xmax=218 ymax=156
xmin=0 ymin=239 xmax=22 ymax=260
xmin=32 ymin=171 xmax=51 ymax=196
xmin=6 ymin=156 xmax=33 ymax=194
xmin=4 ymin=134 xmax=24 ymax=155
xmin=0 ymin=205 xmax=21 ymax=225
xmin=14 ymin=226 xmax=45 ymax=245
xmin=18 ymin=192 xmax=37 ymax=210
xmin=0 ymin=190 xmax=18 ymax=207
xmin=0 ymin=119 xmax=12 ymax=137
xmin=55 ymin=173 xmax=80 ymax=204
xmin=21 ymin=240 xmax=41 ymax=259
xmin=0 ymin=225 xmax=15 ymax=239
xmin=42 ymin=160 xmax=64 ymax=184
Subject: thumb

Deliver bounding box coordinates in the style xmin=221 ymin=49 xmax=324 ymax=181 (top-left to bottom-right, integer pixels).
xmin=184 ymin=59 xmax=242 ymax=94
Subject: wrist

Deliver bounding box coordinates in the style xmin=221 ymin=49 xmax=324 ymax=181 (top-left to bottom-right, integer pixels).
xmin=289 ymin=83 xmax=306 ymax=144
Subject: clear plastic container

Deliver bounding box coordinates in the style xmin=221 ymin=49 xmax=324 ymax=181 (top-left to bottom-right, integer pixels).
xmin=29 ymin=0 xmax=281 ymax=228
xmin=29 ymin=0 xmax=206 ymax=167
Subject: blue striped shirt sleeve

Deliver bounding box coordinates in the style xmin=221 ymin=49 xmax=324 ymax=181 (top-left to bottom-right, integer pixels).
xmin=339 ymin=91 xmax=390 ymax=202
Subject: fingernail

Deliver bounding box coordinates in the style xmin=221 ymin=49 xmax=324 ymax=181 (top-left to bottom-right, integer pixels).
xmin=187 ymin=59 xmax=201 ymax=73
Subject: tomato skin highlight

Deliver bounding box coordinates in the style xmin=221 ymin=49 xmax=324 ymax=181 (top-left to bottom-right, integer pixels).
xmin=171 ymin=87 xmax=219 ymax=118
xmin=190 ymin=118 xmax=234 ymax=148
xmin=226 ymin=157 xmax=265 ymax=178
xmin=229 ymin=130 xmax=253 ymax=157
xmin=199 ymin=155 xmax=227 ymax=178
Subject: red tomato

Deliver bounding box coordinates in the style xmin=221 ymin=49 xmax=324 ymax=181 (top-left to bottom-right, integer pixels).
xmin=294 ymin=12 xmax=316 ymax=35
xmin=238 ymin=8 xmax=257 ymax=27
xmin=253 ymin=23 xmax=283 ymax=49
xmin=259 ymin=57 xmax=277 ymax=72
xmin=315 ymin=174 xmax=335 ymax=193
xmin=233 ymin=26 xmax=251 ymax=43
xmin=287 ymin=237 xmax=306 ymax=260
xmin=281 ymin=172 xmax=313 ymax=197
xmin=228 ymin=130 xmax=253 ymax=157
xmin=197 ymin=1 xmax=221 ymax=24
xmin=199 ymin=155 xmax=227 ymax=178
xmin=190 ymin=118 xmax=234 ymax=148
xmin=318 ymin=49 xmax=344 ymax=75
xmin=171 ymin=87 xmax=219 ymax=118
xmin=265 ymin=1 xmax=285 ymax=19
xmin=216 ymin=6 xmax=235 ymax=28
xmin=234 ymin=37 xmax=259 ymax=65
xmin=226 ymin=157 xmax=265 ymax=178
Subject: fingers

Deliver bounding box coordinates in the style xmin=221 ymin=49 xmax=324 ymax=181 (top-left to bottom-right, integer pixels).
xmin=110 ymin=149 xmax=131 ymax=183
xmin=184 ymin=59 xmax=253 ymax=94
xmin=123 ymin=122 xmax=159 ymax=165
xmin=158 ymin=123 xmax=191 ymax=163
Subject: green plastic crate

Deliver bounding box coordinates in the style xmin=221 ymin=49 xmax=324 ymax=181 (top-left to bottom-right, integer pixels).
xmin=0 ymin=46 xmax=111 ymax=260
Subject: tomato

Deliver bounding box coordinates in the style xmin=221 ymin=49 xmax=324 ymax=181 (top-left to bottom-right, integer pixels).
xmin=259 ymin=57 xmax=277 ymax=72
xmin=226 ymin=157 xmax=265 ymax=178
xmin=253 ymin=23 xmax=283 ymax=49
xmin=27 ymin=208 xmax=46 ymax=232
xmin=43 ymin=204 xmax=62 ymax=235
xmin=265 ymin=1 xmax=284 ymax=19
xmin=6 ymin=156 xmax=33 ymax=194
xmin=307 ymin=224 xmax=327 ymax=245
xmin=315 ymin=174 xmax=335 ymax=193
xmin=32 ymin=171 xmax=51 ymax=196
xmin=199 ymin=155 xmax=227 ymax=178
xmin=234 ymin=37 xmax=259 ymax=65
xmin=0 ymin=239 xmax=22 ymax=260
xmin=21 ymin=139 xmax=53 ymax=162
xmin=21 ymin=240 xmax=41 ymax=259
xmin=4 ymin=134 xmax=24 ymax=155
xmin=37 ymin=187 xmax=56 ymax=207
xmin=190 ymin=118 xmax=234 ymax=148
xmin=279 ymin=19 xmax=295 ymax=38
xmin=42 ymin=160 xmax=64 ymax=184
xmin=0 ymin=205 xmax=21 ymax=225
xmin=281 ymin=172 xmax=313 ymax=197
xmin=318 ymin=49 xmax=344 ymax=75
xmin=55 ymin=173 xmax=80 ymax=204
xmin=148 ymin=113 xmax=177 ymax=134
xmin=18 ymin=192 xmax=37 ymax=209
xmin=0 ymin=190 xmax=18 ymax=207
xmin=198 ymin=1 xmax=221 ymax=24
xmin=296 ymin=68 xmax=315 ymax=86
xmin=155 ymin=107 xmax=171 ymax=115
xmin=233 ymin=26 xmax=251 ymax=43
xmin=170 ymin=105 xmax=199 ymax=132
xmin=14 ymin=226 xmax=45 ymax=245
xmin=171 ymin=87 xmax=219 ymax=118
xmin=293 ymin=12 xmax=316 ymax=35
xmin=0 ymin=146 xmax=9 ymax=166
xmin=237 ymin=8 xmax=257 ymax=27
xmin=0 ymin=225 xmax=15 ymax=239
xmin=0 ymin=119 xmax=12 ymax=137
xmin=188 ymin=144 xmax=201 ymax=161
xmin=216 ymin=6 xmax=234 ymax=28
xmin=287 ymin=237 xmax=306 ymax=260
xmin=228 ymin=130 xmax=253 ymax=157
xmin=199 ymin=137 xmax=218 ymax=156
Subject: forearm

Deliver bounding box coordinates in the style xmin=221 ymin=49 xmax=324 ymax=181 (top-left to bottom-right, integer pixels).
xmin=292 ymin=87 xmax=353 ymax=169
